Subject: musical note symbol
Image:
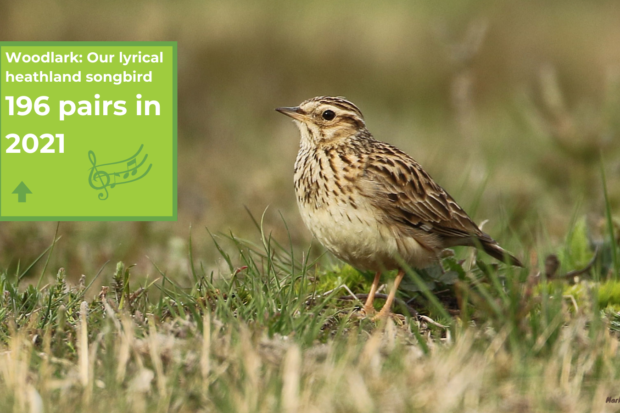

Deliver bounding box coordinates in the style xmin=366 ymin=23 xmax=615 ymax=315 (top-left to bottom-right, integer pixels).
xmin=124 ymin=159 xmax=137 ymax=178
xmin=87 ymin=145 xmax=153 ymax=200
xmin=110 ymin=173 xmax=120 ymax=189
xmin=88 ymin=151 xmax=110 ymax=200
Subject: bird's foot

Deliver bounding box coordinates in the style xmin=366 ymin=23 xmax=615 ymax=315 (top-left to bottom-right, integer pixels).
xmin=354 ymin=305 xmax=376 ymax=318
xmin=370 ymin=309 xmax=390 ymax=321
xmin=362 ymin=305 xmax=376 ymax=317
xmin=370 ymin=311 xmax=407 ymax=326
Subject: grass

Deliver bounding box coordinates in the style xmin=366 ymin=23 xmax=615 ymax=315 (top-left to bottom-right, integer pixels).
xmin=2 ymin=0 xmax=620 ymax=278
xmin=2 ymin=209 xmax=620 ymax=413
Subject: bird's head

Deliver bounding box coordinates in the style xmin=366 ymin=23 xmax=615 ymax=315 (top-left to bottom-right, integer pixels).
xmin=276 ymin=96 xmax=366 ymax=147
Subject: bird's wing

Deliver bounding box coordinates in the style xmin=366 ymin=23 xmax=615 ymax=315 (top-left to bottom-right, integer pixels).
xmin=359 ymin=142 xmax=492 ymax=243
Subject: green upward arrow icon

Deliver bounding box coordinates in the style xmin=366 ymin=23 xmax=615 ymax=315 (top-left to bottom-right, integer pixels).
xmin=12 ymin=182 xmax=32 ymax=202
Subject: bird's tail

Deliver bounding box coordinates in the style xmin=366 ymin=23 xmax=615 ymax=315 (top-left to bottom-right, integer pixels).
xmin=481 ymin=241 xmax=523 ymax=267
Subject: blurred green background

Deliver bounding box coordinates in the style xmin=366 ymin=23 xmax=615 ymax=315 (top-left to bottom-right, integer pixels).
xmin=1 ymin=0 xmax=619 ymax=280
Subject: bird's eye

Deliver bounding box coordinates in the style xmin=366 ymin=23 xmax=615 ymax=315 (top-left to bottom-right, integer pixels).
xmin=321 ymin=110 xmax=336 ymax=121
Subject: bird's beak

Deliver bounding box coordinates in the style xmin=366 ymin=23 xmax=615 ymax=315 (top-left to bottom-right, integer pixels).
xmin=275 ymin=106 xmax=306 ymax=121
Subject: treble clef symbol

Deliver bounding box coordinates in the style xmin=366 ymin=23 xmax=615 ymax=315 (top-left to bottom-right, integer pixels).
xmin=88 ymin=151 xmax=110 ymax=200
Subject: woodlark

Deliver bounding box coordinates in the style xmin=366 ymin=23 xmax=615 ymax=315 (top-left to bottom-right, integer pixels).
xmin=277 ymin=96 xmax=522 ymax=320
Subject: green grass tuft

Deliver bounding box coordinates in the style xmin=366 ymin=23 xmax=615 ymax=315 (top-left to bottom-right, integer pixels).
xmin=1 ymin=221 xmax=620 ymax=412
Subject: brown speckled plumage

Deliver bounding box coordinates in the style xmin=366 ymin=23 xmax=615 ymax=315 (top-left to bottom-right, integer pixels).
xmin=277 ymin=96 xmax=522 ymax=319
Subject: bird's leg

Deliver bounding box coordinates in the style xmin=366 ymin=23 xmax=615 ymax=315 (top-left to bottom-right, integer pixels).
xmin=372 ymin=269 xmax=405 ymax=321
xmin=362 ymin=271 xmax=382 ymax=315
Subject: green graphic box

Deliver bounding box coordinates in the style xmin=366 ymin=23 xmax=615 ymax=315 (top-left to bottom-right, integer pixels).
xmin=0 ymin=41 xmax=177 ymax=221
